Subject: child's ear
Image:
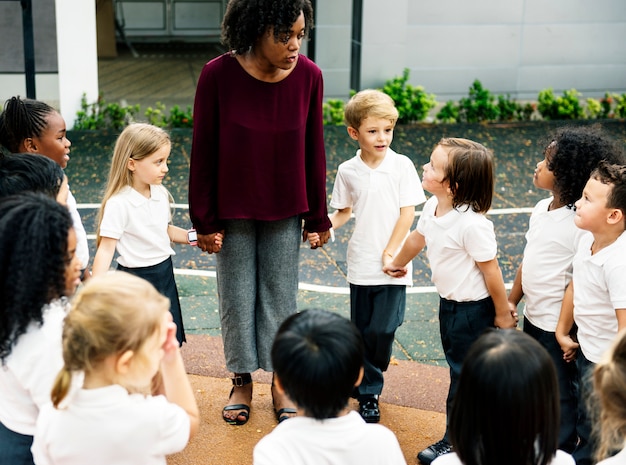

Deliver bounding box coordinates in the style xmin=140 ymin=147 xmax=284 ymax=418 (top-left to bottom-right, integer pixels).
xmin=607 ymin=208 xmax=624 ymax=226
xmin=115 ymin=350 xmax=135 ymax=374
xmin=354 ymin=366 xmax=364 ymax=388
xmin=22 ymin=137 xmax=37 ymax=153
xmin=127 ymin=158 xmax=135 ymax=172
xmin=346 ymin=126 xmax=359 ymax=141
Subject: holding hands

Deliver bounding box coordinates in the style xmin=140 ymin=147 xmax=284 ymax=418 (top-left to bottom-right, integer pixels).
xmin=197 ymin=231 xmax=224 ymax=254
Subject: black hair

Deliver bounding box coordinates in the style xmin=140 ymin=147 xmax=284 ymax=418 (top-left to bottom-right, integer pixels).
xmin=449 ymin=329 xmax=560 ymax=465
xmin=271 ymin=308 xmax=364 ymax=419
xmin=0 ymin=96 xmax=56 ymax=153
xmin=0 ymin=153 xmax=64 ymax=198
xmin=0 ymin=193 xmax=73 ymax=363
xmin=544 ymin=125 xmax=625 ymax=208
xmin=221 ymin=0 xmax=314 ymax=55
xmin=590 ymin=161 xmax=626 ymax=229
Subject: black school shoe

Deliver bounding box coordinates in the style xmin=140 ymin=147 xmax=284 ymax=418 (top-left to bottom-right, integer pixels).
xmin=358 ymin=396 xmax=380 ymax=423
xmin=417 ymin=439 xmax=452 ymax=464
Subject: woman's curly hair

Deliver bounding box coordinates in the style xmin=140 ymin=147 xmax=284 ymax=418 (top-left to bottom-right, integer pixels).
xmin=543 ymin=125 xmax=625 ymax=208
xmin=0 ymin=193 xmax=72 ymax=363
xmin=221 ymin=0 xmax=314 ymax=55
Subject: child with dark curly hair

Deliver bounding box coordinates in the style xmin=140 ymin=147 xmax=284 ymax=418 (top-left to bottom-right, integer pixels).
xmin=0 ymin=193 xmax=82 ymax=464
xmin=508 ymin=125 xmax=625 ymax=453
xmin=189 ymin=0 xmax=331 ymax=426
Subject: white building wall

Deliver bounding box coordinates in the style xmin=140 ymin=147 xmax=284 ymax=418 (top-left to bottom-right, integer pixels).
xmin=318 ymin=0 xmax=626 ymax=101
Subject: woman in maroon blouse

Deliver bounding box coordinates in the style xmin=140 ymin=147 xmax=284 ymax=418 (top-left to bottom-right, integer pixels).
xmin=189 ymin=0 xmax=331 ymax=426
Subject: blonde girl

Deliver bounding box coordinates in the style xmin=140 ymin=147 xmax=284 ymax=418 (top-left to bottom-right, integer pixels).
xmin=92 ymin=123 xmax=208 ymax=344
xmin=383 ymin=137 xmax=517 ymax=464
xmin=591 ymin=329 xmax=626 ymax=464
xmin=32 ymin=272 xmax=200 ymax=465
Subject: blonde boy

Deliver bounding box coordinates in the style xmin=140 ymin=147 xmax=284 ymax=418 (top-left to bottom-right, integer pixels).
xmin=311 ymin=89 xmax=425 ymax=423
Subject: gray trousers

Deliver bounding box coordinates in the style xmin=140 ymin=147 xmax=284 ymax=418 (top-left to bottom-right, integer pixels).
xmin=216 ymin=216 xmax=301 ymax=373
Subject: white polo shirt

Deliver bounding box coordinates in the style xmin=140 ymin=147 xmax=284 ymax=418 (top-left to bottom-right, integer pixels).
xmin=573 ymin=231 xmax=626 ymax=363
xmin=522 ymin=198 xmax=585 ymax=332
xmin=33 ymin=385 xmax=190 ymax=465
xmin=330 ymin=148 xmax=425 ymax=286
xmin=99 ymin=185 xmax=175 ymax=268
xmin=0 ymin=299 xmax=67 ymax=435
xmin=417 ymin=196 xmax=497 ymax=301
xmin=66 ymin=189 xmax=89 ymax=269
xmin=253 ymin=410 xmax=407 ymax=465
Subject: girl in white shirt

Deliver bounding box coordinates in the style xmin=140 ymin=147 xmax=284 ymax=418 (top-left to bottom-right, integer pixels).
xmin=384 ymin=137 xmax=517 ymax=464
xmin=432 ymin=329 xmax=575 ymax=465
xmin=32 ymin=272 xmax=200 ymax=465
xmin=0 ymin=193 xmax=82 ymax=464
xmin=92 ymin=123 xmax=214 ymax=345
xmin=592 ymin=328 xmax=626 ymax=465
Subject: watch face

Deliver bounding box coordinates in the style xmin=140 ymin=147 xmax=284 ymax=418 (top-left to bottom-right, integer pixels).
xmin=188 ymin=230 xmax=198 ymax=242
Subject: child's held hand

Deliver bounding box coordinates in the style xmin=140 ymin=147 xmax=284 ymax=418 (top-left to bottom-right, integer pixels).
xmin=307 ymin=232 xmax=321 ymax=248
xmin=383 ymin=262 xmax=408 ymax=278
xmin=494 ymin=312 xmax=517 ymax=329
xmin=555 ymin=333 xmax=579 ymax=363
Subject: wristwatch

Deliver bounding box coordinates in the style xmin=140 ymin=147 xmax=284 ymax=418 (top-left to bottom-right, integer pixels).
xmin=187 ymin=229 xmax=198 ymax=246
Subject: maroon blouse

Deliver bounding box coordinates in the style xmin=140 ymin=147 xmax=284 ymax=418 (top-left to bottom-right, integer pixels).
xmin=189 ymin=53 xmax=331 ymax=234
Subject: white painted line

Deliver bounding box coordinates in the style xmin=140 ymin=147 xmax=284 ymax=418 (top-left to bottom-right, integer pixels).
xmin=173 ymin=268 xmax=514 ymax=294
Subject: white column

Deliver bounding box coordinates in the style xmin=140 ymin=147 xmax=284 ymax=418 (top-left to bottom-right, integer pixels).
xmin=54 ymin=0 xmax=99 ymax=129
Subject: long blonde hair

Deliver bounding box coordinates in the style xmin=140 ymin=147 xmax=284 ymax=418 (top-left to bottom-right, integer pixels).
xmin=50 ymin=272 xmax=169 ymax=408
xmin=592 ymin=329 xmax=626 ymax=461
xmin=96 ymin=123 xmax=171 ymax=245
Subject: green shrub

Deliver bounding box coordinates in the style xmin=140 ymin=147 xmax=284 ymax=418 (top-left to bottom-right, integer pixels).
xmin=322 ymin=99 xmax=346 ymax=126
xmin=497 ymin=94 xmax=522 ymax=122
xmin=436 ymin=101 xmax=459 ymax=123
xmin=145 ymin=102 xmax=168 ymax=128
xmin=457 ymin=80 xmax=499 ymax=123
xmin=613 ymin=93 xmax=626 ymax=118
xmin=74 ymin=93 xmax=139 ymax=131
xmin=168 ymin=105 xmax=194 ymax=128
xmin=381 ymin=68 xmax=437 ymax=124
xmin=537 ymin=88 xmax=583 ymax=120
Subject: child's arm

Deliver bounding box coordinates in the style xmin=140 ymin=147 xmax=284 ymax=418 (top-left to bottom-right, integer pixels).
xmin=382 ymin=206 xmax=415 ymax=267
xmin=160 ymin=321 xmax=200 ymax=439
xmin=476 ymin=258 xmax=517 ymax=329
xmin=507 ymin=264 xmax=524 ymax=316
xmin=167 ymin=225 xmax=190 ymax=244
xmin=616 ymin=309 xmax=626 ymax=331
xmin=383 ymin=229 xmax=425 ymax=278
xmin=307 ymin=208 xmax=351 ymax=248
xmin=555 ymin=281 xmax=578 ymax=362
xmin=91 ymin=237 xmax=117 ymax=277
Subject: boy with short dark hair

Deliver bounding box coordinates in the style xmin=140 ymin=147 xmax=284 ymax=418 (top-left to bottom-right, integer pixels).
xmin=253 ymin=308 xmax=406 ymax=465
xmin=556 ymin=161 xmax=626 ymax=465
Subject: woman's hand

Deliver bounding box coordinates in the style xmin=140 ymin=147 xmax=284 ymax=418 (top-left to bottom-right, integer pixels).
xmin=197 ymin=231 xmax=224 ymax=254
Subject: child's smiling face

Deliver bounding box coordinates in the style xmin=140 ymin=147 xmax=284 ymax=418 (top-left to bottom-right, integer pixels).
xmin=574 ymin=177 xmax=612 ymax=232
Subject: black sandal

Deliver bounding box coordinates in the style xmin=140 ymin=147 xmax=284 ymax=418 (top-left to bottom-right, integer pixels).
xmin=275 ymin=407 xmax=297 ymax=423
xmin=271 ymin=375 xmax=297 ymax=423
xmin=222 ymin=373 xmax=252 ymax=426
